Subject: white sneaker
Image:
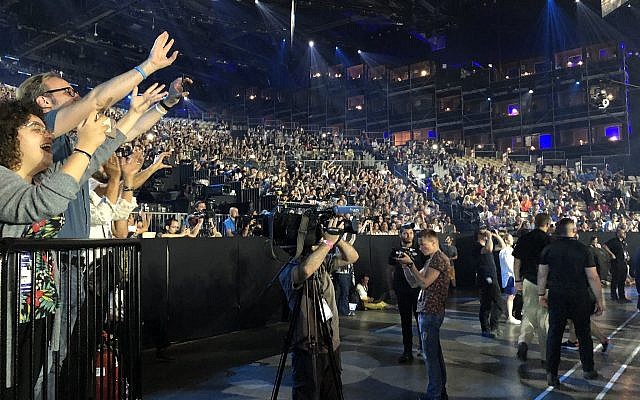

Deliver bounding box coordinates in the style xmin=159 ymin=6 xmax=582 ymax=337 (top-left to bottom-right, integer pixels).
xmin=507 ymin=317 xmax=521 ymax=325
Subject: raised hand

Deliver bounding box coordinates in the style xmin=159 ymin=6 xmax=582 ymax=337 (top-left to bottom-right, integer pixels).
xmin=152 ymin=151 xmax=173 ymax=170
xmin=120 ymin=149 xmax=144 ymax=178
xmin=76 ymin=112 xmax=109 ymax=153
xmin=146 ymin=32 xmax=179 ymax=73
xmin=164 ymin=76 xmax=193 ymax=107
xmin=104 ymin=155 xmax=121 ymax=180
xmin=130 ymin=84 xmax=168 ymax=115
xmin=323 ymin=217 xmax=344 ymax=243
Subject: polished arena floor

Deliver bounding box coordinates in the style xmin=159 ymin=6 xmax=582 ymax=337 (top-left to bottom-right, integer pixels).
xmin=142 ymin=288 xmax=640 ymax=400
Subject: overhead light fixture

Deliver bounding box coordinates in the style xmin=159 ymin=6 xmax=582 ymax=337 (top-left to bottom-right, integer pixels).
xmin=528 ymin=89 xmax=534 ymax=94
xmin=308 ymin=40 xmax=314 ymax=47
xmin=357 ymin=49 xmax=362 ymax=54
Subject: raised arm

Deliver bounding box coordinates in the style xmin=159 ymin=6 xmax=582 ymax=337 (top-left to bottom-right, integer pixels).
xmin=481 ymin=232 xmax=493 ymax=254
xmin=292 ymin=219 xmax=352 ymax=284
xmin=132 ymin=151 xmax=172 ymax=189
xmin=117 ymin=84 xmax=168 ymax=141
xmin=49 ymin=32 xmax=178 ymax=136
xmin=124 ymin=77 xmax=191 ymax=141
xmin=0 ymin=113 xmax=108 ymax=224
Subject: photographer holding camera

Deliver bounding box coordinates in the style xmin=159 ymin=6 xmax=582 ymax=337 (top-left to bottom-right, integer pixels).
xmin=388 ymin=223 xmax=426 ymax=363
xmin=279 ymin=217 xmax=359 ymax=400
xmin=186 ymin=200 xmax=219 ymax=237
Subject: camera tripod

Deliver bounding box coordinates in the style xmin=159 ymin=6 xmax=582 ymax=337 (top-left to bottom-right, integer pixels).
xmin=271 ymin=266 xmax=344 ymax=400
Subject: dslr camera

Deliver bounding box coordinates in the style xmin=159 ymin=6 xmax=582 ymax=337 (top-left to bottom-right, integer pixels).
xmin=394 ymin=247 xmax=419 ymax=259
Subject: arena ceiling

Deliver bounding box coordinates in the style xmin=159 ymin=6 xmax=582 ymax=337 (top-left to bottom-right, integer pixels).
xmin=0 ymin=0 xmax=634 ymax=99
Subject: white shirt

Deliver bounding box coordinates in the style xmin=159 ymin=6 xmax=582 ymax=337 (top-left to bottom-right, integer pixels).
xmin=499 ymin=246 xmax=514 ymax=288
xmin=89 ymin=188 xmax=138 ymax=239
xmin=356 ymin=283 xmax=368 ymax=301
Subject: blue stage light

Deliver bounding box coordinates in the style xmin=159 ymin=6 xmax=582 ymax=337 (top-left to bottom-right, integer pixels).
xmin=309 ymin=41 xmax=314 ymax=48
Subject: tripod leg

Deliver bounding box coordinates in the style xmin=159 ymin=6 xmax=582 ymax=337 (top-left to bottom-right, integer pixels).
xmin=311 ymin=277 xmax=344 ymax=400
xmin=271 ymin=291 xmax=302 ymax=400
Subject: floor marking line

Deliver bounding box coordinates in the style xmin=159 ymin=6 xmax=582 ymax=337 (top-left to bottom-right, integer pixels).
xmin=595 ymin=339 xmax=640 ymax=400
xmin=533 ymin=310 xmax=639 ymax=400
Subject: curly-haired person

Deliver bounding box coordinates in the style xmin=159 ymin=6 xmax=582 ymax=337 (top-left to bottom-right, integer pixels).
xmin=0 ymin=99 xmax=125 ymax=398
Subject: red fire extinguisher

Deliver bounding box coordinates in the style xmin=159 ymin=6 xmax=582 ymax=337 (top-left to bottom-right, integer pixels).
xmin=95 ymin=331 xmax=119 ymax=399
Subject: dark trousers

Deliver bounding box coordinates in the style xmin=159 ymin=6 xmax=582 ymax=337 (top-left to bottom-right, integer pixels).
xmin=546 ymin=290 xmax=594 ymax=376
xmin=609 ymin=261 xmax=627 ymax=300
xmin=479 ymin=281 xmax=504 ymax=332
xmin=291 ymin=347 xmax=342 ymax=400
xmin=333 ymin=273 xmax=351 ymax=316
xmin=1 ymin=317 xmax=50 ymax=400
xmin=397 ymin=289 xmax=420 ymax=354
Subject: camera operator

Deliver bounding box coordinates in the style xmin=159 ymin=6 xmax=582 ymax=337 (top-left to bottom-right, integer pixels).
xmin=186 ymin=200 xmax=217 ymax=238
xmin=279 ymin=218 xmax=359 ymax=400
xmin=388 ymin=223 xmax=425 ymax=363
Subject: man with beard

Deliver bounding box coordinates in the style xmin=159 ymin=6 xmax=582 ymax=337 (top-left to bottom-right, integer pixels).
xmin=388 ymin=224 xmax=425 ymax=362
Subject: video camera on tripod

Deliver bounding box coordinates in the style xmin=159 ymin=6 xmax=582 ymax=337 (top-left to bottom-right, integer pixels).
xmin=262 ymin=203 xmax=364 ymax=254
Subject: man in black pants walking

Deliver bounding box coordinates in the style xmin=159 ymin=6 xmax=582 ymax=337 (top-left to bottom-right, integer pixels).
xmin=473 ymin=228 xmax=506 ymax=338
xmin=603 ymin=227 xmax=631 ymax=303
xmin=538 ymin=218 xmax=604 ymax=386
xmin=389 ymin=225 xmax=425 ymax=363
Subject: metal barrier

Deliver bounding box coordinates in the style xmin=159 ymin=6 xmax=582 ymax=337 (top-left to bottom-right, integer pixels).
xmin=142 ymin=212 xmax=228 ymax=235
xmin=1 ymin=239 xmax=142 ymax=399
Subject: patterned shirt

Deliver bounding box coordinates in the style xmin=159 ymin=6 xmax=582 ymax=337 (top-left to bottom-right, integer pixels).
xmin=19 ymin=215 xmax=64 ymax=322
xmin=416 ymin=250 xmax=450 ymax=316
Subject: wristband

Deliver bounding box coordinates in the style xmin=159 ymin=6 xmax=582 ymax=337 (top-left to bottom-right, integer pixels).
xmin=321 ymin=239 xmax=335 ymax=250
xmin=154 ymin=103 xmax=168 ymax=115
xmin=123 ymin=186 xmax=134 ymax=192
xmin=161 ymin=99 xmax=177 ymax=110
xmin=134 ymin=65 xmax=147 ymax=79
xmin=73 ymin=148 xmax=93 ymax=161
xmin=538 ymin=293 xmax=546 ymax=296
xmin=515 ymin=280 xmax=522 ymax=283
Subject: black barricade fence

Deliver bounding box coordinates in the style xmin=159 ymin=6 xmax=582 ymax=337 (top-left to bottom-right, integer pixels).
xmin=1 ymin=239 xmax=142 ymax=400
xmin=140 ymin=238 xmax=288 ymax=348
xmin=139 ymin=232 xmax=640 ymax=345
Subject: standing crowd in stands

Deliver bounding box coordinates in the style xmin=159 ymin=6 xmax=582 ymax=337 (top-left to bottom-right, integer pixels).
xmin=0 ymin=29 xmax=639 ymax=400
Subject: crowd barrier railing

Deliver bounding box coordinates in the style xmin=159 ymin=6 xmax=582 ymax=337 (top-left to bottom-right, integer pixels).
xmin=0 ymin=239 xmax=142 ymax=400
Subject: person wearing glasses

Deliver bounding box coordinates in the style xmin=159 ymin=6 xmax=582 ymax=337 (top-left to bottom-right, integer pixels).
xmin=15 ymin=31 xmax=183 ymax=239
xmin=15 ymin=32 xmax=187 ymax=395
xmin=0 ymin=100 xmax=124 ymax=398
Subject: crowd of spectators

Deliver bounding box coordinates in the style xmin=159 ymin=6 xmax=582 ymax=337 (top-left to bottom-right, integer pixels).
xmin=0 ymin=83 xmax=16 ymax=101
xmin=2 ymin=80 xmax=640 ymax=236
xmin=86 ymin=104 xmax=640 ymax=237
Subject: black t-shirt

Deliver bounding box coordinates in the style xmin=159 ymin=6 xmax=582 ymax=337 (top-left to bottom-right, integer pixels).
xmin=605 ymin=237 xmax=627 ymax=265
xmin=472 ymin=242 xmax=498 ymax=281
xmin=540 ymin=237 xmax=595 ymax=295
xmin=512 ymin=229 xmax=551 ymax=284
xmin=389 ymin=246 xmax=424 ymax=293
